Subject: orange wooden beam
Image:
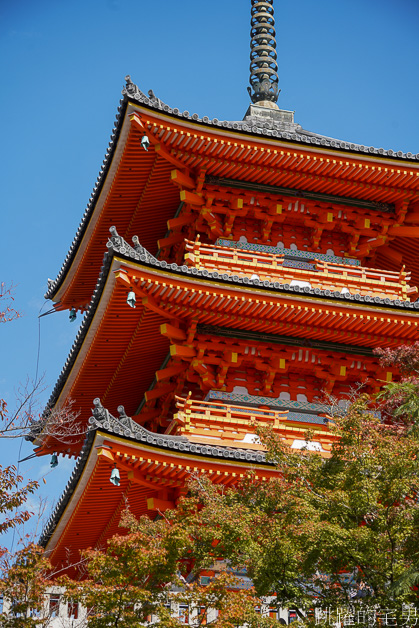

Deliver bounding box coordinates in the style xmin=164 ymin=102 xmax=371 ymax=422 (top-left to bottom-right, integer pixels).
xmin=388 ymin=226 xmax=419 ymax=237
xmin=128 ymin=112 xmax=146 ymax=131
xmin=170 ymin=345 xmax=196 ymax=358
xmin=180 ymin=189 xmax=205 ymax=206
xmin=142 ymin=296 xmax=171 ymax=319
xmin=144 ymin=384 xmax=176 ymax=402
xmin=167 ymin=214 xmax=195 ymax=230
xmin=127 ymin=469 xmax=163 ymax=490
xmin=158 ymin=232 xmax=185 ymax=249
xmin=171 ymin=169 xmax=196 ymax=190
xmin=404 ymin=212 xmax=419 ymax=224
xmin=154 ymin=143 xmax=188 ymax=171
xmin=160 ymin=323 xmax=187 ymax=342
xmin=132 ymin=409 xmax=160 ymax=423
xmin=156 ymin=364 xmax=186 ymax=382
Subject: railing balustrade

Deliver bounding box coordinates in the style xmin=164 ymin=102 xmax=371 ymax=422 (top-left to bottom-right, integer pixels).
xmin=184 ymin=238 xmax=417 ymax=301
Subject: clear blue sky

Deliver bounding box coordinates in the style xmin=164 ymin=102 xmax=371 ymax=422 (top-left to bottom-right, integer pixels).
xmin=1 ymin=0 xmax=418 ymax=550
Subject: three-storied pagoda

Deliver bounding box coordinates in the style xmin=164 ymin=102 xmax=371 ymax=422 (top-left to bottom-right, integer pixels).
xmin=33 ymin=0 xmax=419 ymax=575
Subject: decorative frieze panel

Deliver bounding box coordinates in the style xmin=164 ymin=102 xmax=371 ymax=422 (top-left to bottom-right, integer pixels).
xmin=216 ymin=239 xmax=360 ymax=266
xmin=205 ymin=390 xmax=334 ymax=415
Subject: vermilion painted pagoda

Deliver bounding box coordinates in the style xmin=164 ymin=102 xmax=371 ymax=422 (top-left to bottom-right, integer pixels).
xmin=33 ymin=0 xmax=419 ymax=575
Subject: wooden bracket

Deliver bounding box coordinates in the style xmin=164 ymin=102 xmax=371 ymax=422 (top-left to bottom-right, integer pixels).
xmin=144 ymin=384 xmax=176 ymax=402
xmin=146 ymin=496 xmax=175 ymax=511
xmin=156 ymin=364 xmax=186 ymax=382
xmin=171 ymin=169 xmax=196 ymax=190
xmin=160 ymin=323 xmax=187 ymax=342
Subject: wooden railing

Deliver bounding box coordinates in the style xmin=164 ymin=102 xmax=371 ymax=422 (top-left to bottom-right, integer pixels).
xmin=184 ymin=238 xmax=417 ymax=301
xmin=170 ymin=395 xmax=337 ymax=453
xmin=174 ymin=393 xmax=290 ymax=432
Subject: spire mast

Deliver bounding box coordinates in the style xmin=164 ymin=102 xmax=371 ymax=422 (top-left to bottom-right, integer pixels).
xmin=248 ymin=0 xmax=280 ymax=107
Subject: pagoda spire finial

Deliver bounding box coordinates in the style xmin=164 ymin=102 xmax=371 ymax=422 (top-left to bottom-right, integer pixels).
xmin=247 ymin=0 xmax=280 ymax=106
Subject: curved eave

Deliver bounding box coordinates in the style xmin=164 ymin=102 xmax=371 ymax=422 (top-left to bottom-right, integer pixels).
xmin=125 ymin=82 xmax=419 ymax=162
xmin=45 ymin=83 xmax=419 ymax=308
xmin=138 ymin=105 xmax=419 ymax=202
xmin=35 ymin=239 xmax=419 ymax=455
xmin=45 ymin=95 xmax=128 ymax=302
xmin=40 ymin=428 xmax=277 ymax=571
xmin=37 ymin=254 xmax=171 ymax=453
xmin=46 ymin=99 xmax=180 ymax=306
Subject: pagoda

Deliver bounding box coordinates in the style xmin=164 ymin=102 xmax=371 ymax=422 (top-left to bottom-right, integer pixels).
xmin=32 ymin=0 xmax=419 ymax=577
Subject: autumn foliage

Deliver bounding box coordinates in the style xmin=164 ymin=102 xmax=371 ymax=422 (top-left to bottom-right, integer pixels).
xmin=2 ymin=337 xmax=419 ymax=624
xmin=60 ymin=507 xmax=275 ymax=627
xmin=0 ymin=543 xmax=53 ymax=627
xmin=56 ymin=391 xmax=419 ymax=626
xmin=375 ymin=343 xmax=419 ymax=432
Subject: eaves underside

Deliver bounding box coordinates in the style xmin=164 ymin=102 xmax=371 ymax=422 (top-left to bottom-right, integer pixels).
xmin=38 ymin=235 xmax=419 ymax=435
xmin=39 ymin=427 xmax=275 ymax=553
xmin=45 ymin=79 xmax=419 ymax=304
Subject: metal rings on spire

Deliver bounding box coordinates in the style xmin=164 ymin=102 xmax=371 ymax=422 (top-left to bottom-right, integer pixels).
xmin=248 ymin=0 xmax=279 ymax=104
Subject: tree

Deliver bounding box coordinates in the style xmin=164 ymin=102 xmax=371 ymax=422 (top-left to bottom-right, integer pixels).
xmin=185 ymin=398 xmax=419 ymax=623
xmin=0 ymin=282 xmax=83 ymax=544
xmin=66 ymin=391 xmax=419 ymax=626
xmin=0 ymin=282 xmax=84 ymax=442
xmin=375 ymin=343 xmax=419 ymax=433
xmin=0 ymin=543 xmax=54 ymax=627
xmin=0 ymin=284 xmax=39 ymax=542
xmin=0 ymin=378 xmax=86 ymax=444
xmin=0 ymin=283 xmax=20 ymax=325
xmin=0 ymin=467 xmax=38 ymax=540
xmin=3 ymin=278 xmax=419 ymax=627
xmin=63 ymin=508 xmax=273 ymax=627
xmin=0 ymin=283 xmax=83 ymax=625
xmin=184 ymin=346 xmax=419 ymax=620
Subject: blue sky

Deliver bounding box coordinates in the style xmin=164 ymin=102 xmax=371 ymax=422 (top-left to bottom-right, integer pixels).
xmin=1 ymin=0 xmax=418 ymax=550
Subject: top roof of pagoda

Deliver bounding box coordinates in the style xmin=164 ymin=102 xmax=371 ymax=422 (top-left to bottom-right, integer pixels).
xmin=125 ymin=77 xmax=418 ymax=160
xmin=44 ymin=76 xmax=419 ymax=306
